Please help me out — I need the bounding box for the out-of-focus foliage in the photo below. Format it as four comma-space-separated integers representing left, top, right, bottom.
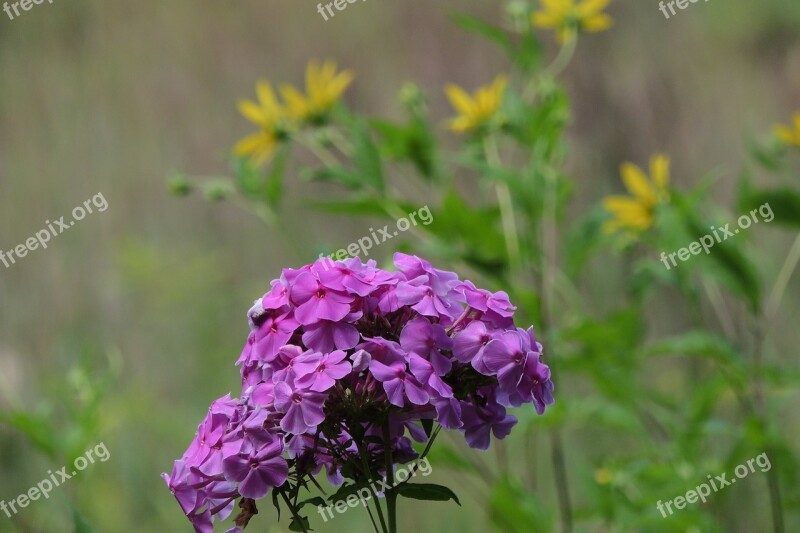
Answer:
2, 0, 799, 531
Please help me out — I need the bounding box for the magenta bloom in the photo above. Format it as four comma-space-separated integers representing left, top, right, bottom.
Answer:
165, 254, 554, 532
273, 382, 327, 434
294, 350, 353, 392
222, 438, 289, 499
290, 272, 354, 325
369, 359, 430, 407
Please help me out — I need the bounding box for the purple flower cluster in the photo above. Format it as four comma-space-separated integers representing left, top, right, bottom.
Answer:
164, 254, 554, 532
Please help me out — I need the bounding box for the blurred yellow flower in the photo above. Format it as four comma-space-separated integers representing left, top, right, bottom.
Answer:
595, 468, 613, 485
444, 76, 508, 134
774, 113, 800, 147
603, 155, 670, 234
234, 81, 287, 165
532, 0, 612, 43
280, 60, 354, 122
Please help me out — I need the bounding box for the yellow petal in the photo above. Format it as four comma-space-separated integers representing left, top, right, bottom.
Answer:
256, 81, 282, 117
793, 113, 800, 132
237, 99, 268, 125
234, 132, 269, 156
775, 125, 796, 145
577, 0, 610, 17
582, 13, 612, 32
444, 84, 476, 117
649, 154, 670, 193
532, 12, 561, 28
280, 84, 309, 118
543, 0, 572, 11
620, 163, 657, 205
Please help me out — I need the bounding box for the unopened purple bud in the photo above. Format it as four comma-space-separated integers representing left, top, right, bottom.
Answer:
351, 349, 371, 373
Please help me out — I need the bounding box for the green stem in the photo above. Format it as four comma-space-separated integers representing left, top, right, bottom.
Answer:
356, 439, 389, 533
382, 420, 397, 533
484, 136, 523, 283
279, 488, 309, 533
541, 163, 573, 533
523, 34, 578, 102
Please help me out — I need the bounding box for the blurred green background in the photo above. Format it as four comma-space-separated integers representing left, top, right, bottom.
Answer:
1, 0, 799, 531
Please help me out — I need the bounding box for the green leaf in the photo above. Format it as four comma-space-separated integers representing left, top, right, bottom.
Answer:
289, 515, 311, 532
0, 410, 58, 459
264, 145, 289, 207
373, 115, 440, 180
682, 210, 762, 312
489, 476, 551, 533
352, 119, 385, 194
303, 166, 362, 190
299, 497, 326, 509
420, 419, 434, 439
271, 490, 282, 521
396, 483, 461, 505
424, 444, 478, 474
71, 506, 96, 533
740, 188, 800, 229
327, 481, 373, 503
451, 13, 513, 57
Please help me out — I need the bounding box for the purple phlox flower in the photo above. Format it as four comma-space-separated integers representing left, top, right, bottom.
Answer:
184, 395, 238, 466
294, 350, 353, 392
369, 359, 429, 407
302, 319, 361, 353
247, 380, 275, 408
393, 253, 460, 294
251, 310, 300, 364
273, 381, 327, 434
389, 416, 429, 443
395, 276, 460, 321
408, 352, 453, 398
481, 330, 531, 389
271, 345, 304, 384
459, 398, 517, 450
400, 318, 454, 375
357, 337, 405, 365
431, 395, 463, 429
261, 280, 290, 310
350, 349, 372, 373
317, 262, 377, 296
290, 272, 356, 325
453, 320, 494, 368
237, 407, 276, 447
163, 460, 203, 515
237, 332, 256, 367
500, 349, 553, 412
241, 360, 274, 389
188, 508, 214, 533
458, 280, 516, 317
222, 437, 289, 499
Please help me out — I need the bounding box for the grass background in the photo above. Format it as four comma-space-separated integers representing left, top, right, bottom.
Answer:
0, 0, 799, 531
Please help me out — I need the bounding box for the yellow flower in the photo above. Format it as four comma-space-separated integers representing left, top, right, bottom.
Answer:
774, 113, 800, 147
594, 468, 613, 485
280, 60, 354, 122
603, 155, 670, 234
532, 0, 612, 43
444, 76, 508, 134
234, 81, 288, 165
